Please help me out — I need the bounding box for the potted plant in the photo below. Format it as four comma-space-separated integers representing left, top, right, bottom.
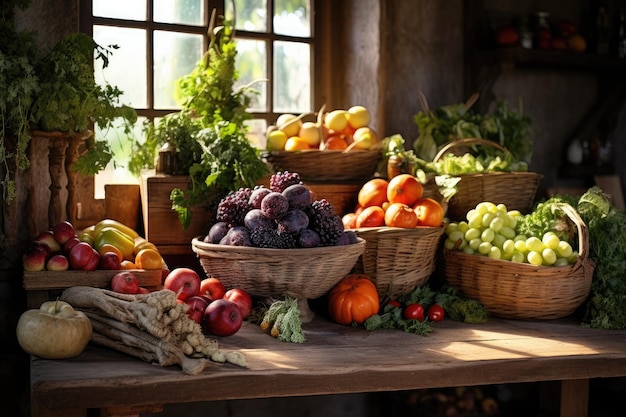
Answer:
129, 11, 268, 230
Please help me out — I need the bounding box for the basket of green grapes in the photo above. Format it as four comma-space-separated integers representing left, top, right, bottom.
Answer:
437, 201, 593, 320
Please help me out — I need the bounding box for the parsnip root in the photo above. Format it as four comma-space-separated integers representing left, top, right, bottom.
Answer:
60, 286, 246, 373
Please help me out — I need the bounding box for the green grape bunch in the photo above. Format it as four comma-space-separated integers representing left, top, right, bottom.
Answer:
444, 202, 577, 266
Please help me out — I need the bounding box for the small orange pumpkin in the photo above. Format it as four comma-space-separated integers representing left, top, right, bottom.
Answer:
327, 274, 380, 325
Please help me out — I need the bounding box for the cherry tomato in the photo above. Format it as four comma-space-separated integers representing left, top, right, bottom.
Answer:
427, 304, 445, 322
403, 303, 425, 321
386, 299, 401, 308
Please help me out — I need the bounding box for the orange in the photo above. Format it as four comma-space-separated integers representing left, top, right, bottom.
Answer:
120, 260, 137, 270
97, 243, 123, 263
413, 198, 444, 227
384, 202, 418, 228
357, 178, 389, 208
284, 136, 311, 151
356, 206, 385, 228
323, 135, 348, 150
135, 248, 164, 270
387, 174, 423, 206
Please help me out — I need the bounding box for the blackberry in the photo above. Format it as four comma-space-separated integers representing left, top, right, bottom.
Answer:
307, 199, 343, 246
269, 171, 302, 193
250, 227, 297, 249
216, 188, 253, 227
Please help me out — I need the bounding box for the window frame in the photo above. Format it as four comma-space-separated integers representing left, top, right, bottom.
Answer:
73, 0, 327, 230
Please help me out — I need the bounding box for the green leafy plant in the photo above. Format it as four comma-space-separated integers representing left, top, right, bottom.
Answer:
129, 11, 268, 229
1, 1, 136, 202
32, 32, 137, 175
0, 0, 38, 202
413, 98, 534, 165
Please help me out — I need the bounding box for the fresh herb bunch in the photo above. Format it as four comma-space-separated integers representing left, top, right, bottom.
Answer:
170, 122, 269, 229
413, 99, 534, 165
130, 11, 267, 229
0, 0, 38, 201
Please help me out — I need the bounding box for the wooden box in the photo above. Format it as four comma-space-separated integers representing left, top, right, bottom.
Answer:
140, 172, 213, 255
23, 269, 163, 309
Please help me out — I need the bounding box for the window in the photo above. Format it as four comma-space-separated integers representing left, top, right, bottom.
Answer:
80, 0, 316, 198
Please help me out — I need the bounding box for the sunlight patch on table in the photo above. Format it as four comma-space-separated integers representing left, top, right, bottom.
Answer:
435, 329, 600, 360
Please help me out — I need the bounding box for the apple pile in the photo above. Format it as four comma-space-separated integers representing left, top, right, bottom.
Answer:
162, 267, 252, 337
266, 105, 378, 152
23, 219, 164, 273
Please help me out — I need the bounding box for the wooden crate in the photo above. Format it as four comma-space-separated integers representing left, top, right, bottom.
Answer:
140, 172, 213, 255
23, 269, 163, 309
306, 182, 360, 216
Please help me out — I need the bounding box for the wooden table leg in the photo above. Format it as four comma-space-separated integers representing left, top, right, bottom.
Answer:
540, 379, 589, 417
560, 379, 589, 417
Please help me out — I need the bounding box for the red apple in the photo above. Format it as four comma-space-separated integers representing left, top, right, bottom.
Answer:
223, 288, 253, 318
69, 242, 94, 270
52, 220, 75, 245
202, 299, 243, 337
199, 277, 226, 301
23, 245, 49, 272
82, 248, 100, 271
136, 287, 151, 294
46, 254, 69, 271
63, 237, 80, 254
163, 267, 201, 301
184, 295, 211, 324
111, 271, 139, 294
35, 230, 61, 253
100, 251, 122, 270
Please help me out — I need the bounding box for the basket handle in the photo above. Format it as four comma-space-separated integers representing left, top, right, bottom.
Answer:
433, 138, 510, 162
558, 203, 589, 264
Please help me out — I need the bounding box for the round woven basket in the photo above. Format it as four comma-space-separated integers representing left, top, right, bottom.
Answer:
433, 138, 543, 220
263, 149, 382, 182
352, 226, 445, 299
438, 203, 594, 320
191, 237, 366, 300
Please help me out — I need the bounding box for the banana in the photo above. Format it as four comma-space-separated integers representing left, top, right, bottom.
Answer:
94, 219, 139, 240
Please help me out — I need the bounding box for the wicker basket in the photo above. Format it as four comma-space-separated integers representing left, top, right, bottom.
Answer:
352, 226, 445, 299
263, 149, 382, 182
191, 237, 366, 300
438, 203, 594, 320
433, 138, 543, 220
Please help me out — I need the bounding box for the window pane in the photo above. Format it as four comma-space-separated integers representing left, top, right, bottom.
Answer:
93, 0, 146, 20
154, 0, 204, 26
274, 0, 310, 37
273, 41, 310, 113
93, 26, 147, 108
226, 0, 267, 32
154, 31, 204, 109
93, 117, 146, 199
235, 38, 267, 112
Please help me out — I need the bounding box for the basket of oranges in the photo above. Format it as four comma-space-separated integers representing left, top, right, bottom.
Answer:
343, 174, 446, 300
262, 107, 382, 183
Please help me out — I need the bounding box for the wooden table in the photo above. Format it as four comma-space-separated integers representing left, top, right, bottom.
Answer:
29, 316, 626, 417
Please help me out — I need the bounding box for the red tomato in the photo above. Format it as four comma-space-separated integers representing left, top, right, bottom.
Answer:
427, 304, 445, 322
386, 300, 401, 308
403, 303, 425, 321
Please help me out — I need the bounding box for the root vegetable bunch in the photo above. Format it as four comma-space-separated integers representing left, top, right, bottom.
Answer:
60, 286, 246, 374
